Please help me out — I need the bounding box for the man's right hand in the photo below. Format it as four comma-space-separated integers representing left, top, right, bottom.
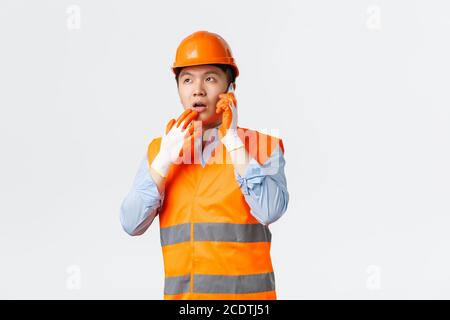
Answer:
150, 109, 199, 178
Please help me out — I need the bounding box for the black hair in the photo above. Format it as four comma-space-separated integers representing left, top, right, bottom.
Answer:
174, 64, 236, 87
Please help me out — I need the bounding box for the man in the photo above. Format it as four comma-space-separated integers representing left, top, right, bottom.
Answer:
120, 30, 289, 299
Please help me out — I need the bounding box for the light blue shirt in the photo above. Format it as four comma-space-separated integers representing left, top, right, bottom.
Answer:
120, 129, 289, 236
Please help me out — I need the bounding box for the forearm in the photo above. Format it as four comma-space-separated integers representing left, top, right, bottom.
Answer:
233, 146, 289, 225
120, 191, 160, 236
120, 155, 163, 236
240, 175, 289, 225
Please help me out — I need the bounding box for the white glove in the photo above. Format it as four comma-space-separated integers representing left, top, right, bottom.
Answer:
151, 109, 198, 177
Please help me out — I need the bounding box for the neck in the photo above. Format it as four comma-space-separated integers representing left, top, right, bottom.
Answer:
202, 120, 221, 131
201, 121, 220, 150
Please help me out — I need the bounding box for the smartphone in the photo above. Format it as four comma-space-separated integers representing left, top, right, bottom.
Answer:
227, 82, 235, 93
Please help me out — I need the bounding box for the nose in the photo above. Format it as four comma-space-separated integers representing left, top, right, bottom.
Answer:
193, 81, 206, 97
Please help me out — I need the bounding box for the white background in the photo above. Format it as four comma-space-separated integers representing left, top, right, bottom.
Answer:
1, 0, 450, 299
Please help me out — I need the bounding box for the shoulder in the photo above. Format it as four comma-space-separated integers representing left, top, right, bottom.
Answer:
237, 127, 285, 165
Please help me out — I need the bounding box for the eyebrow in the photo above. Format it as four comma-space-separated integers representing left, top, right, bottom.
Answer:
179, 70, 221, 78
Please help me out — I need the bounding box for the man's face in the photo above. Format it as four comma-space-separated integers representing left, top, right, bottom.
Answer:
177, 65, 229, 129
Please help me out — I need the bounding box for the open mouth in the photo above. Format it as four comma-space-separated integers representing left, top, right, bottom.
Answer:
192, 102, 207, 113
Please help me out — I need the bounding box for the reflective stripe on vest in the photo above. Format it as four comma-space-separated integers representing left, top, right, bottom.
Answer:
164, 274, 191, 295
194, 222, 271, 243
160, 222, 271, 246
160, 223, 190, 246
165, 272, 275, 295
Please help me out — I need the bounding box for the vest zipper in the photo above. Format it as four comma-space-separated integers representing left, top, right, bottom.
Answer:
189, 163, 207, 295
189, 221, 194, 293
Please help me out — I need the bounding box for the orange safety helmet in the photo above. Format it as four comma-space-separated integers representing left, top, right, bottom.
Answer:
172, 30, 239, 78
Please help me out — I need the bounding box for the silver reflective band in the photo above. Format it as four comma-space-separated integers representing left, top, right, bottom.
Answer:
194, 223, 272, 242
164, 274, 191, 295
160, 223, 190, 246
194, 272, 275, 294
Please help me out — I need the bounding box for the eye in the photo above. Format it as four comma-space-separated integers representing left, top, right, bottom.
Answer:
206, 76, 215, 82
183, 78, 191, 84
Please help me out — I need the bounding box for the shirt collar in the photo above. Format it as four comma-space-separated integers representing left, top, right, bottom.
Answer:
202, 124, 221, 144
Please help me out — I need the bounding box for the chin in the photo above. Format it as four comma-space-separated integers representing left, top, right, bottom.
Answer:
198, 111, 212, 121
197, 110, 220, 127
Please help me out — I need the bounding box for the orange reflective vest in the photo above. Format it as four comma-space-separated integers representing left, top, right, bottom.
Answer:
147, 127, 284, 300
